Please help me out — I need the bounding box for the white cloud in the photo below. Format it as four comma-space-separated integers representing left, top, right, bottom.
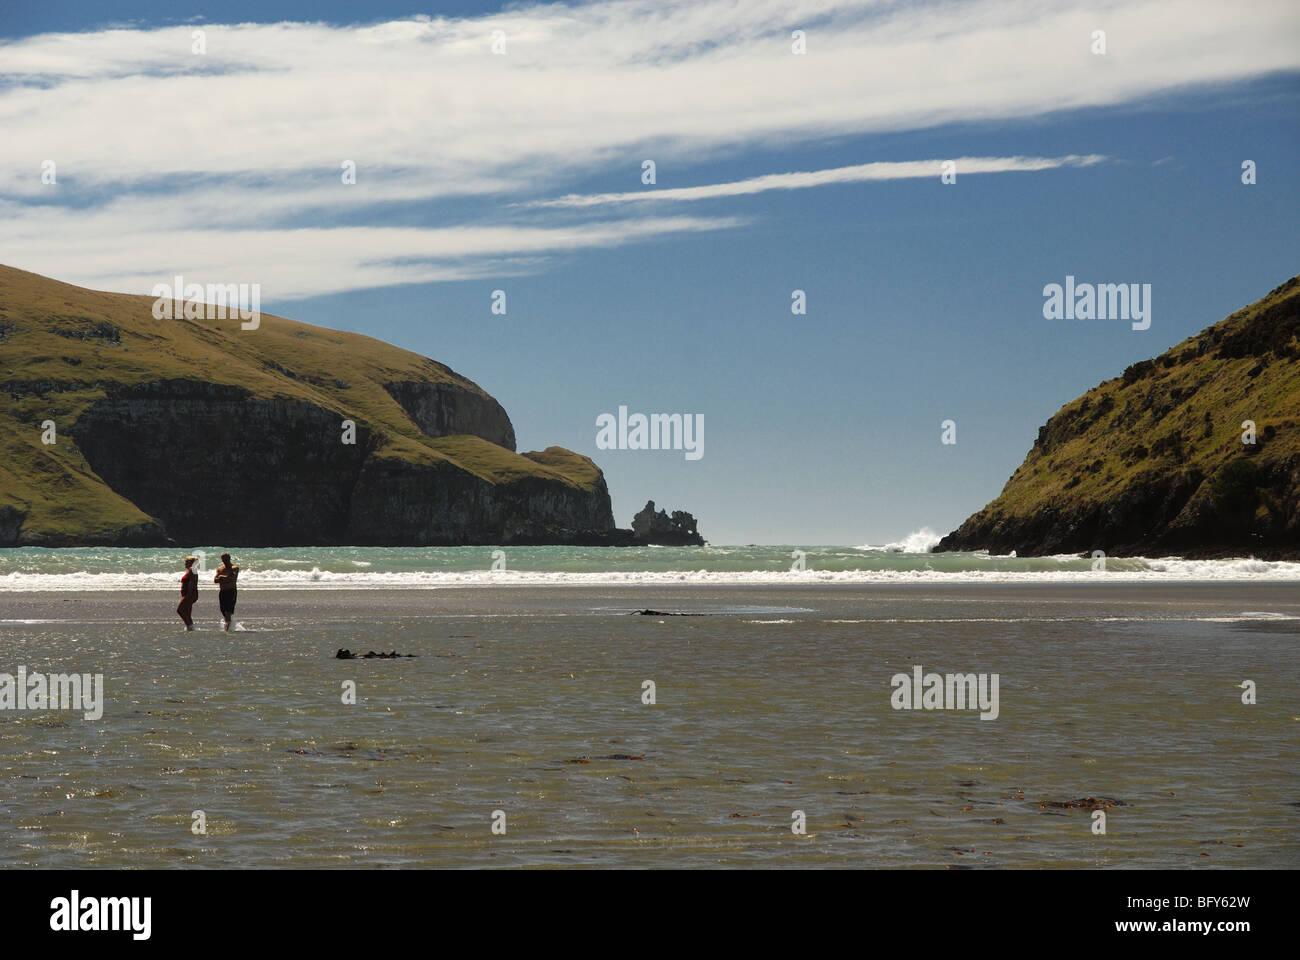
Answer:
0, 0, 1294, 298
0, 202, 745, 299
528, 155, 1108, 207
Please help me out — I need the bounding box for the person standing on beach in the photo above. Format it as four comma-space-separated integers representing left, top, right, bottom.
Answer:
177, 556, 198, 630
214, 552, 240, 631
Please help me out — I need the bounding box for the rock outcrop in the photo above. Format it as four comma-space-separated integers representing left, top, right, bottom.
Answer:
936, 275, 1300, 558
630, 500, 705, 546
0, 504, 26, 544
0, 264, 616, 546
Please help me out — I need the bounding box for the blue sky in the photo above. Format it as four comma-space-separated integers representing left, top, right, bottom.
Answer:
2, 1, 1298, 544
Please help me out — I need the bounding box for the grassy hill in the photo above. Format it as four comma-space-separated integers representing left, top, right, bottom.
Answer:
936, 274, 1300, 558
0, 264, 612, 546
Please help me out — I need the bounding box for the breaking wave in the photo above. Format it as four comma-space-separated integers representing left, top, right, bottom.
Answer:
863, 527, 943, 554
4, 559, 1300, 591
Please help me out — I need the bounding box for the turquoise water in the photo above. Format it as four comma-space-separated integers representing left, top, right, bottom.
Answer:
1, 545, 1297, 590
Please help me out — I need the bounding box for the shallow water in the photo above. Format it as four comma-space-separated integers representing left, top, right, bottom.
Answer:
0, 583, 1296, 868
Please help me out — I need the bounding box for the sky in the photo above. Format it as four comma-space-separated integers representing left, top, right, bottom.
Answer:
1, 0, 1298, 544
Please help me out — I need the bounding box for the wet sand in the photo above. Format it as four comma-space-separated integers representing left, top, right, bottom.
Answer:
1, 582, 1296, 868
8, 579, 1300, 619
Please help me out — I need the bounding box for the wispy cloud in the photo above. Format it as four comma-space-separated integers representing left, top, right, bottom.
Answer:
527, 155, 1108, 208
0, 0, 1294, 299
0, 202, 745, 300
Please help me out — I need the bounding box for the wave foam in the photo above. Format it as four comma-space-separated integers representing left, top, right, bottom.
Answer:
4, 558, 1300, 591
860, 527, 942, 554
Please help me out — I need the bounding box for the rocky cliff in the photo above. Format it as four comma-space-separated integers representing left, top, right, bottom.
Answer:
0, 264, 615, 546
935, 275, 1300, 558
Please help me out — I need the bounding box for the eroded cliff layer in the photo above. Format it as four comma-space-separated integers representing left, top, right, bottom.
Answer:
936, 275, 1300, 558
0, 264, 614, 546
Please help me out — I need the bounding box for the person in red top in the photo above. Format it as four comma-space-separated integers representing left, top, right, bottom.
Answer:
177, 555, 199, 630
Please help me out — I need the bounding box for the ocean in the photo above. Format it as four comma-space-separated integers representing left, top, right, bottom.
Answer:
1, 544, 1297, 868
2, 542, 1299, 590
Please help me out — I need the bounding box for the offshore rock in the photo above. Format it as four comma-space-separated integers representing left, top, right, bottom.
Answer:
630, 500, 705, 546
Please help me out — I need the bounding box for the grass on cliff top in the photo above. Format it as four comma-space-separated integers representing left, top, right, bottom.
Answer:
967, 274, 1300, 524
425, 437, 605, 488
0, 264, 600, 539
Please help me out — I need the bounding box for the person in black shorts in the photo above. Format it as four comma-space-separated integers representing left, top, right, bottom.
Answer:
214, 552, 240, 631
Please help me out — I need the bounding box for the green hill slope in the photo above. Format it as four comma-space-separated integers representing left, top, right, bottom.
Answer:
0, 264, 613, 546
936, 275, 1300, 558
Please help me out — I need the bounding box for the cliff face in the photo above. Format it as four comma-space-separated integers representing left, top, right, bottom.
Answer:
383, 380, 515, 451
346, 449, 614, 545
936, 275, 1300, 558
70, 380, 374, 544
0, 264, 615, 546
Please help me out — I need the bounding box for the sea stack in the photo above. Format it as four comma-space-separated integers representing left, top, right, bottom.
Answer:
630, 500, 705, 546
